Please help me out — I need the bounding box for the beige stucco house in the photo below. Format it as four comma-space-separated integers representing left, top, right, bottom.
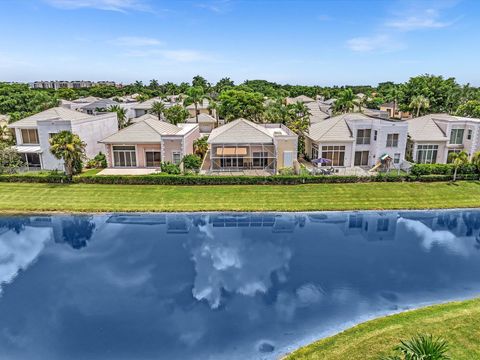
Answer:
185, 113, 217, 133
380, 102, 411, 119
100, 117, 200, 168
406, 114, 480, 164
205, 118, 298, 174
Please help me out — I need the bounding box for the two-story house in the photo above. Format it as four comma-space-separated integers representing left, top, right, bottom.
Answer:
305, 113, 409, 169
406, 114, 480, 164
8, 107, 118, 170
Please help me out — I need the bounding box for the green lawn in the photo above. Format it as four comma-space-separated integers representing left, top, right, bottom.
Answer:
0, 181, 480, 212
285, 298, 480, 360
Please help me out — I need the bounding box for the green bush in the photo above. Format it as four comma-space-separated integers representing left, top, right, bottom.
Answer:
0, 171, 68, 183
86, 152, 107, 169
182, 154, 202, 171
160, 162, 181, 175
410, 163, 478, 176
278, 167, 295, 175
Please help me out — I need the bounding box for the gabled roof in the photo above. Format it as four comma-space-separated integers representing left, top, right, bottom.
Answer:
81, 99, 118, 110
131, 113, 161, 123
208, 118, 274, 144
72, 96, 101, 103
286, 95, 315, 104
186, 113, 216, 123
8, 107, 93, 127
307, 114, 355, 142
406, 114, 449, 142
132, 97, 164, 110
306, 102, 330, 123
185, 98, 210, 110
100, 118, 182, 144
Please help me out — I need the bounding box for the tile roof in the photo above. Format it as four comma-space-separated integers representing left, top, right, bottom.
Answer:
208, 118, 275, 144
9, 107, 93, 127
186, 113, 216, 123
100, 118, 182, 144
80, 99, 118, 110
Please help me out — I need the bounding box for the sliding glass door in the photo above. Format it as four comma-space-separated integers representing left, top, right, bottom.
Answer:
113, 146, 137, 167
145, 151, 161, 167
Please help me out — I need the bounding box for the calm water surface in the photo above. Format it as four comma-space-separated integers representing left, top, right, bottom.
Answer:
1, 210, 480, 359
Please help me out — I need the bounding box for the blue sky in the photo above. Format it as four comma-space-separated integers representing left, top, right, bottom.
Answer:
0, 0, 479, 86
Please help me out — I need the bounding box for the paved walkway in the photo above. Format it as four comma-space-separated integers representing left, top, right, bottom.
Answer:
98, 168, 160, 175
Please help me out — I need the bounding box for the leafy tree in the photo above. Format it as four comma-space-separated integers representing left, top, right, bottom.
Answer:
182, 154, 202, 171
86, 152, 107, 169
448, 150, 469, 181
380, 333, 450, 360
471, 151, 480, 172
402, 74, 461, 114
193, 136, 209, 158
264, 99, 293, 125
57, 88, 78, 101
164, 104, 189, 125
88, 85, 119, 98
184, 86, 210, 123
150, 101, 166, 120
286, 103, 311, 155
409, 95, 430, 117
207, 99, 220, 125
218, 89, 265, 122
148, 79, 160, 90
61, 216, 96, 249
0, 144, 24, 174
456, 100, 480, 118
49, 131, 86, 179
0, 124, 13, 145
108, 105, 129, 129
214, 77, 235, 93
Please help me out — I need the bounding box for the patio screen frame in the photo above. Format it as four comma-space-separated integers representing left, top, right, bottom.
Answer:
210, 143, 276, 172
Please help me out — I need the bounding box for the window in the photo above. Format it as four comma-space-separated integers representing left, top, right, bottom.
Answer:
311, 143, 319, 160
394, 153, 401, 164
356, 129, 371, 145
220, 157, 244, 168
386, 133, 399, 147
374, 130, 378, 141
467, 129, 472, 140
321, 145, 345, 166
377, 218, 389, 232
20, 153, 41, 168
145, 151, 161, 167
253, 151, 269, 168
349, 214, 363, 229
354, 151, 369, 166
172, 152, 182, 165
21, 129, 39, 144
416, 144, 438, 164
112, 145, 137, 167
450, 129, 464, 144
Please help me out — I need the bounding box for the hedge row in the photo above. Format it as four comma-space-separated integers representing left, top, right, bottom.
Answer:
0, 172, 478, 185
410, 163, 478, 176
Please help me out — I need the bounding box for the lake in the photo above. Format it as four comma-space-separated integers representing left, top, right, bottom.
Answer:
1, 210, 480, 359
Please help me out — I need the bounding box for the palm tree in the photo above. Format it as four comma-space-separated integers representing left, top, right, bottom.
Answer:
184, 86, 210, 123
380, 334, 450, 360
471, 151, 480, 171
448, 150, 469, 182
409, 95, 430, 117
151, 101, 166, 120
193, 136, 209, 159
208, 99, 220, 127
334, 88, 356, 114
49, 131, 86, 179
108, 105, 128, 129
387, 86, 403, 117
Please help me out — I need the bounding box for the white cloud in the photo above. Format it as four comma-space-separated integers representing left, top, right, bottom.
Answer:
386, 8, 454, 31
346, 34, 404, 53
113, 36, 163, 47
45, 0, 150, 13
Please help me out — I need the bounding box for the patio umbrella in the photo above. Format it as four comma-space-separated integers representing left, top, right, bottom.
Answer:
312, 158, 332, 165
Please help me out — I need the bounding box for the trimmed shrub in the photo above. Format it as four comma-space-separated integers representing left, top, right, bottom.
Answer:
278, 167, 295, 176
160, 162, 181, 175
182, 154, 202, 171
0, 171, 68, 183
410, 163, 478, 176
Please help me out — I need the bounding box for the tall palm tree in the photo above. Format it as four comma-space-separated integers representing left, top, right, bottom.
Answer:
184, 86, 210, 123
387, 86, 403, 117
208, 99, 220, 126
448, 150, 469, 182
49, 131, 86, 179
335, 88, 356, 114
108, 105, 128, 129
151, 101, 166, 120
409, 95, 430, 117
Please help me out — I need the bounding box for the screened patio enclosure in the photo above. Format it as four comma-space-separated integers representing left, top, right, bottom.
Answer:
210, 144, 276, 172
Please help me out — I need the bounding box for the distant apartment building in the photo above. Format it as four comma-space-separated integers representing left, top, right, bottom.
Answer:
305, 113, 408, 169
406, 114, 480, 164
31, 80, 116, 90
379, 102, 411, 120
8, 107, 118, 171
